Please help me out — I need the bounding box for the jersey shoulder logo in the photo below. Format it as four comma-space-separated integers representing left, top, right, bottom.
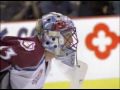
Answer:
19, 40, 36, 51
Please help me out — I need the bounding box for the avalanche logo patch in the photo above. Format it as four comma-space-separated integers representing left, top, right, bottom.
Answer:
19, 40, 35, 51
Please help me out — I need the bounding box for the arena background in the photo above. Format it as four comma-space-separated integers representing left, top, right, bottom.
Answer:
0, 1, 120, 89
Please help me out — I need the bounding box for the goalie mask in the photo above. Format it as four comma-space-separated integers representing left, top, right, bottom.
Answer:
36, 12, 78, 57
35, 13, 87, 89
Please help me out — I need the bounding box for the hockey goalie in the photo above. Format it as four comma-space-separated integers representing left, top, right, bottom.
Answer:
0, 12, 88, 89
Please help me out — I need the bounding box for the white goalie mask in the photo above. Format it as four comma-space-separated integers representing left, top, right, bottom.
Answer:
36, 12, 78, 57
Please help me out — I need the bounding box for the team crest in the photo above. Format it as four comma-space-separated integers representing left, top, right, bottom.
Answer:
19, 40, 35, 51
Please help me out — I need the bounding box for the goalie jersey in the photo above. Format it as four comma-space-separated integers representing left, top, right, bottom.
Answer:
0, 36, 50, 89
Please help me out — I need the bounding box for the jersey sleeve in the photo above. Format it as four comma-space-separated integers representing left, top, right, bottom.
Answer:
0, 36, 45, 71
